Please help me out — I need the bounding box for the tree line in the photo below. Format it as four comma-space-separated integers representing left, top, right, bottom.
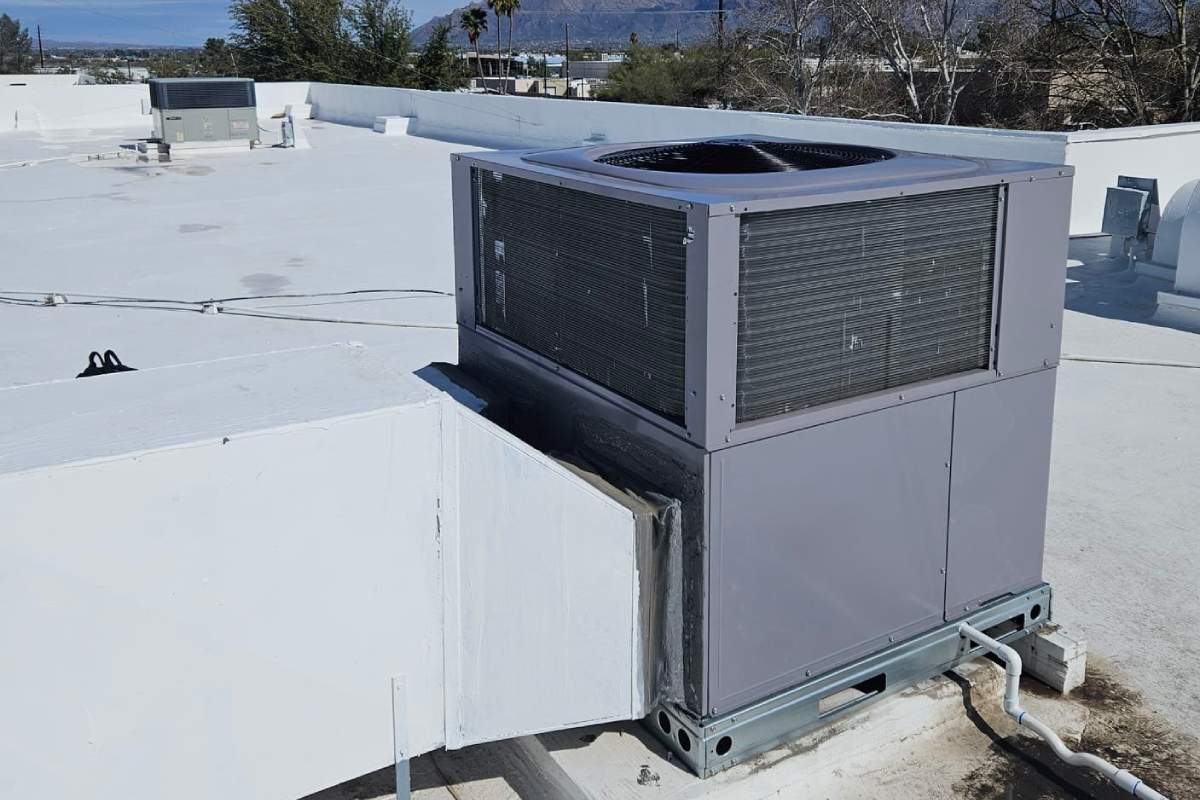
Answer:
144, 0, 466, 91
11, 0, 1197, 129
601, 0, 1200, 130
228, 0, 465, 89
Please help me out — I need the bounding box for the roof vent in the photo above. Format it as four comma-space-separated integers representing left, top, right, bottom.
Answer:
594, 139, 894, 174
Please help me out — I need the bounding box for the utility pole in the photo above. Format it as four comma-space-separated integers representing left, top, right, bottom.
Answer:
37, 25, 45, 69
717, 0, 725, 50
564, 23, 570, 98
716, 0, 726, 107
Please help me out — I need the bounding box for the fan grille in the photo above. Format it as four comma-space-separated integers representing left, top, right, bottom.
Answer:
596, 140, 894, 174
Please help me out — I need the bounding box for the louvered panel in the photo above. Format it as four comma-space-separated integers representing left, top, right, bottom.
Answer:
472, 168, 689, 421
150, 80, 256, 110
737, 187, 1000, 422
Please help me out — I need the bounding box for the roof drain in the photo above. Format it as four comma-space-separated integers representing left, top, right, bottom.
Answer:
958, 623, 1169, 800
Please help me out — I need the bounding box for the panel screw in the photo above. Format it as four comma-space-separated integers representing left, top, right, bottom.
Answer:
944, 461, 950, 468
805, 670, 811, 677
719, 394, 726, 401
888, 636, 895, 643
939, 568, 946, 574
1050, 322, 1056, 328
898, 393, 905, 400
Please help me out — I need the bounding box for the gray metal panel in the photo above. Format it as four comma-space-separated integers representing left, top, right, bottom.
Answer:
1101, 187, 1148, 238
701, 213, 740, 446
451, 156, 477, 326
182, 109, 228, 142
708, 395, 952, 714
683, 207, 712, 443
996, 177, 1072, 376
227, 108, 256, 140
946, 369, 1056, 615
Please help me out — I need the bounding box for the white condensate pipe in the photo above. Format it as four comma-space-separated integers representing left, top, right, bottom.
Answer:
958, 623, 1169, 800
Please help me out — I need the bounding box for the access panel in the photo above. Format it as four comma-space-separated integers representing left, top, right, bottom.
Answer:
946, 369, 1057, 615
708, 395, 953, 715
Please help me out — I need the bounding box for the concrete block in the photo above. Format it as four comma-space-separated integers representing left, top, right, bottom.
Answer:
1012, 625, 1088, 694
374, 115, 411, 136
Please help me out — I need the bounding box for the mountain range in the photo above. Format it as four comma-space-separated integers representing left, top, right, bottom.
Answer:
43, 39, 194, 51
413, 0, 720, 49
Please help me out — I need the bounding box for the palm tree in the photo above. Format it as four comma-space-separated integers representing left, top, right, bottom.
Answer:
504, 0, 521, 85
460, 7, 488, 84
486, 0, 506, 92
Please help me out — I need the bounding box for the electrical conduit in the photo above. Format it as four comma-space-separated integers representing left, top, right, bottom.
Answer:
957, 623, 1169, 800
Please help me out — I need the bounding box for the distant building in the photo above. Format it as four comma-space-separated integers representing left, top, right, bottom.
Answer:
468, 75, 601, 98
565, 60, 619, 81
459, 53, 523, 79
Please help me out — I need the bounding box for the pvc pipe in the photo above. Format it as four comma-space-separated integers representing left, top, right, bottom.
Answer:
958, 623, 1169, 800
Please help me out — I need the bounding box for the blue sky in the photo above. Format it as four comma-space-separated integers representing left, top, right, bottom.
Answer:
3, 1, 456, 46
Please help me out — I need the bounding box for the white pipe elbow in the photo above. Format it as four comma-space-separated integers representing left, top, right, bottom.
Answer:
957, 621, 1170, 800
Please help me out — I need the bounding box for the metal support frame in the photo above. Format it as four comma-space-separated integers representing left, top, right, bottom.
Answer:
648, 584, 1052, 777
392, 676, 411, 800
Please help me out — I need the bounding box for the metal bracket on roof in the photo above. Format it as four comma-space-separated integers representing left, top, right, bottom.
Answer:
648, 584, 1052, 778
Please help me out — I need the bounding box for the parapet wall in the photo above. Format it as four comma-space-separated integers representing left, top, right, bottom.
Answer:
305, 83, 1200, 234
4, 77, 1198, 234
0, 81, 311, 134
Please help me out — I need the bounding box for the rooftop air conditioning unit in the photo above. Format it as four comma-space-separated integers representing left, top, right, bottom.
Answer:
148, 77, 258, 145
449, 136, 1073, 776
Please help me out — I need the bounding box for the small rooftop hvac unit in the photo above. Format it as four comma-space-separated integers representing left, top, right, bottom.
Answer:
148, 77, 258, 145
450, 136, 1073, 775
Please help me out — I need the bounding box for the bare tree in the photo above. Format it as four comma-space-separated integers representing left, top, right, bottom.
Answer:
1032, 0, 1200, 125
965, 0, 1059, 128
1153, 0, 1200, 120
1034, 0, 1156, 125
725, 0, 848, 114
844, 0, 977, 123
